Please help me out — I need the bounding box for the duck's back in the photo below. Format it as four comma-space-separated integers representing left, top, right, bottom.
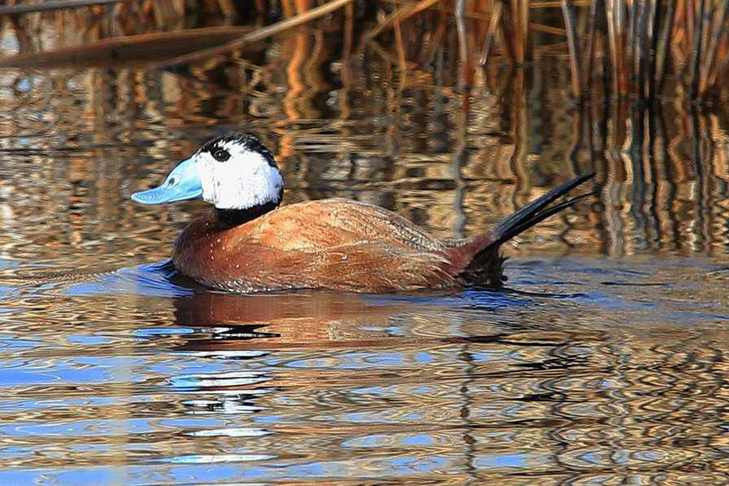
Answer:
173, 199, 460, 293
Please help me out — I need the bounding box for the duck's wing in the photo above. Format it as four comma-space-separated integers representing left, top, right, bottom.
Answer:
240, 198, 448, 253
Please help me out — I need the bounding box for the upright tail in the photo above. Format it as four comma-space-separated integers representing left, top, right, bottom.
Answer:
455, 173, 595, 287
489, 173, 595, 248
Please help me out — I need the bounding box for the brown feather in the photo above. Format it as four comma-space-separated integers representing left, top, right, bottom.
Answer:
173, 174, 594, 293
173, 199, 456, 293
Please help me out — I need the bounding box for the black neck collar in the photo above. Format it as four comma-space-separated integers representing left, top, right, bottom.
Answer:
215, 200, 280, 227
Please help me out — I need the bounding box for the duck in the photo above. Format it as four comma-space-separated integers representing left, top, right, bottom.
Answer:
132, 133, 594, 293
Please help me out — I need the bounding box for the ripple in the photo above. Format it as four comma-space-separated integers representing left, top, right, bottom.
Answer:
0, 36, 727, 484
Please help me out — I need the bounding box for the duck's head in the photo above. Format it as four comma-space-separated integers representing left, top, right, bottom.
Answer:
132, 133, 284, 211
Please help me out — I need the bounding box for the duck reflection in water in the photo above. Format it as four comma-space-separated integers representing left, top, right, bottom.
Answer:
172, 290, 423, 352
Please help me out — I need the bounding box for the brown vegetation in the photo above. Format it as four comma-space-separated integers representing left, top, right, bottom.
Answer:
1, 1, 729, 100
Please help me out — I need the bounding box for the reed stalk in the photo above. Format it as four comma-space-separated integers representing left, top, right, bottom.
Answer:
157, 0, 354, 67
479, 0, 503, 65
561, 0, 583, 98
456, 0, 469, 87
582, 0, 603, 94
4, 0, 729, 101
700, 1, 727, 95
689, 0, 706, 100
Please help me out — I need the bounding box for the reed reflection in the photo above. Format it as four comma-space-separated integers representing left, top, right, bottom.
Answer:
161, 288, 729, 483
2, 60, 728, 263
0, 4, 728, 484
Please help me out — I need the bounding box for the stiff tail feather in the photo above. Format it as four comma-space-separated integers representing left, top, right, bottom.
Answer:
489, 172, 595, 248
457, 173, 595, 287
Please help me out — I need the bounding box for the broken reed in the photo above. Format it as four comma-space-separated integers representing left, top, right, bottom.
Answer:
2, 0, 728, 100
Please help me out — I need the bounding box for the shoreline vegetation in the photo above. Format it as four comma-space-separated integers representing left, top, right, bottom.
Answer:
0, 0, 727, 102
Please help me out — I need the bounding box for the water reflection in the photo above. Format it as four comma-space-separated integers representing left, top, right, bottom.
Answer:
0, 60, 727, 265
0, 8, 728, 485
0, 258, 727, 484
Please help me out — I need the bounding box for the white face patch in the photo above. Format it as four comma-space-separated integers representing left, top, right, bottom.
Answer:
194, 139, 284, 210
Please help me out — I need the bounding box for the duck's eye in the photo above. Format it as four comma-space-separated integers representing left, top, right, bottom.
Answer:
211, 148, 230, 162
167, 177, 176, 185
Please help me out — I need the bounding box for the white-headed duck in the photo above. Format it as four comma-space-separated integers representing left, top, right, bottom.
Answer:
132, 133, 593, 293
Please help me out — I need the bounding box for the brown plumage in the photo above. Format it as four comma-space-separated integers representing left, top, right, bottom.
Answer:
131, 132, 593, 294
173, 176, 594, 293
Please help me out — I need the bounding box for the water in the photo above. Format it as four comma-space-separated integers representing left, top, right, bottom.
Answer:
0, 259, 727, 484
0, 20, 729, 485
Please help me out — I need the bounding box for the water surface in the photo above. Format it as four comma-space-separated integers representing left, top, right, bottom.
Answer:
0, 17, 728, 485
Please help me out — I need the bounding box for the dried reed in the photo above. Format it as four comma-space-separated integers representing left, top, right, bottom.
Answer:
1, 0, 728, 100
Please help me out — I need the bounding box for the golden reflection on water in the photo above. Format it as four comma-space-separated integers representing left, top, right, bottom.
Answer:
0, 10, 728, 485
0, 276, 727, 483
1, 57, 728, 264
